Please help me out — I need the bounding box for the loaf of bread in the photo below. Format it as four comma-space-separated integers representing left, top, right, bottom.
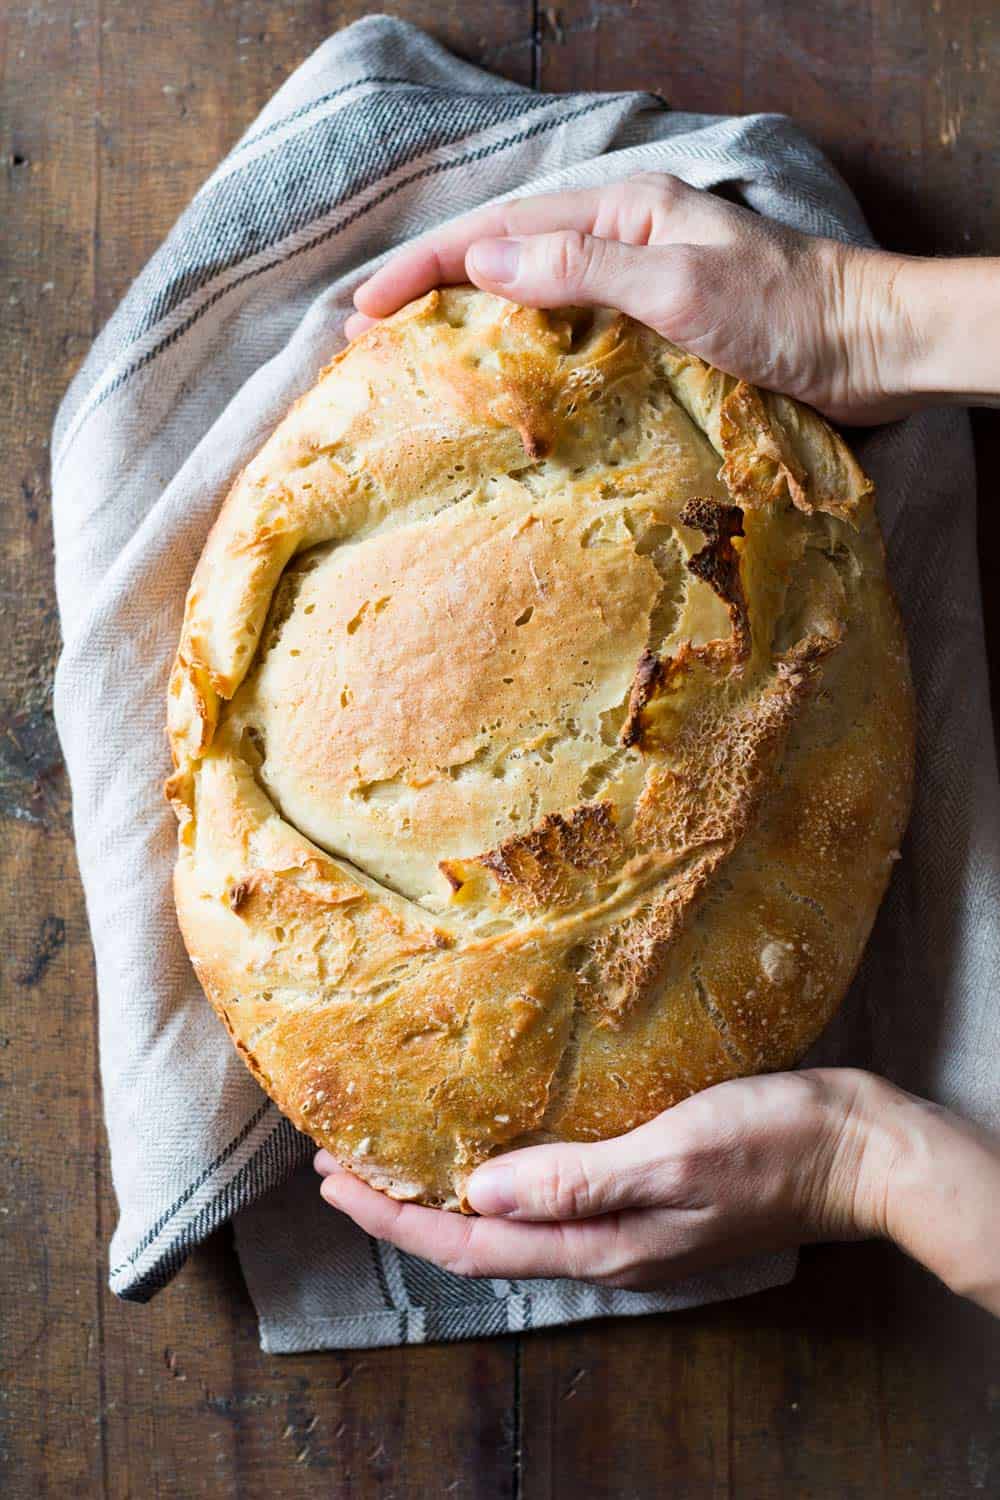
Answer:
166, 288, 914, 1208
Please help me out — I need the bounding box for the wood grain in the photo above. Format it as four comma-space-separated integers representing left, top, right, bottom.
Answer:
1, 1, 102, 1494
96, 1231, 516, 1498
2, 2, 999, 1497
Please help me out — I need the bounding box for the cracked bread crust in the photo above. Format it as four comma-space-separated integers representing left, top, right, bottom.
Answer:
166, 287, 914, 1208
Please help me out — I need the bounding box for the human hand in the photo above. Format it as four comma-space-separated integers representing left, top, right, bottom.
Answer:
313, 1070, 879, 1289
315, 1067, 1000, 1313
345, 173, 932, 424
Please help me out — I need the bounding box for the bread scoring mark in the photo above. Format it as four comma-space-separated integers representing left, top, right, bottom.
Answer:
577, 746, 631, 802
570, 852, 722, 1031
634, 522, 686, 656
536, 989, 586, 1133
440, 801, 623, 912
620, 497, 750, 750
691, 971, 746, 1066
631, 631, 840, 860
679, 497, 750, 659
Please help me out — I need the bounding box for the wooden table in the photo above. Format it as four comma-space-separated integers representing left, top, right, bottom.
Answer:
3, 3, 999, 1495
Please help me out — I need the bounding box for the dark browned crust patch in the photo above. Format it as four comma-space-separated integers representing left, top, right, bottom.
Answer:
619, 648, 663, 750
632, 629, 841, 859
620, 497, 750, 749
471, 801, 623, 910
573, 854, 720, 1030
678, 497, 750, 660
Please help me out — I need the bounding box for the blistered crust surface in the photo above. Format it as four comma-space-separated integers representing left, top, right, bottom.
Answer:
167, 289, 914, 1207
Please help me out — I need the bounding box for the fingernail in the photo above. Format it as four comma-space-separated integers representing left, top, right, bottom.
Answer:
467, 237, 521, 285
466, 1163, 518, 1216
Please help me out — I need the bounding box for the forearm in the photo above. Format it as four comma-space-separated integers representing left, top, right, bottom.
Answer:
849, 1077, 1000, 1314
880, 253, 1000, 410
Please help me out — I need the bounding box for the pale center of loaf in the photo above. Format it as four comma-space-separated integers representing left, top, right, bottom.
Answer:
230, 461, 735, 912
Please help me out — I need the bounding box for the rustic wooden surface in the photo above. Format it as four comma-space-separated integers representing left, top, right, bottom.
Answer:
2, 2, 999, 1495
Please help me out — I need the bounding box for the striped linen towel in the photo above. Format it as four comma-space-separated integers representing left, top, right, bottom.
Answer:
52, 15, 999, 1351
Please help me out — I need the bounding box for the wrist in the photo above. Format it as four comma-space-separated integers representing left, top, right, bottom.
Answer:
785, 1069, 903, 1240
878, 1095, 1000, 1312
797, 1069, 905, 1239
812, 244, 930, 421
884, 254, 1000, 409
832, 1073, 915, 1239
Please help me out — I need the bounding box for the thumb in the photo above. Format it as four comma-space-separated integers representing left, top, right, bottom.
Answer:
465, 1124, 669, 1221
464, 229, 699, 331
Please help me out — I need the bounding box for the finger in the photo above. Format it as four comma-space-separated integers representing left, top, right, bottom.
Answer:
353, 174, 727, 318
353, 186, 609, 317
343, 310, 378, 340
464, 230, 701, 335
314, 1148, 339, 1176
466, 1122, 671, 1221
319, 1163, 627, 1280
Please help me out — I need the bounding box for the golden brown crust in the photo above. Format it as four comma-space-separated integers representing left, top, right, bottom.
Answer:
166, 288, 914, 1207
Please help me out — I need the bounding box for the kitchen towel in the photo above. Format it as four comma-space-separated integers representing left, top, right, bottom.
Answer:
52, 15, 999, 1352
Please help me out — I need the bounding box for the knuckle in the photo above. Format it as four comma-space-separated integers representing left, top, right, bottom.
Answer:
650, 244, 710, 331
592, 1221, 644, 1286
628, 169, 686, 204
769, 1069, 839, 1134
440, 1222, 484, 1280
606, 175, 640, 211
667, 241, 704, 290
441, 1253, 477, 1279
443, 1256, 483, 1280
654, 1139, 709, 1206
440, 1260, 479, 1284
547, 228, 594, 285
537, 1153, 595, 1219
555, 1229, 596, 1282
600, 1265, 646, 1291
